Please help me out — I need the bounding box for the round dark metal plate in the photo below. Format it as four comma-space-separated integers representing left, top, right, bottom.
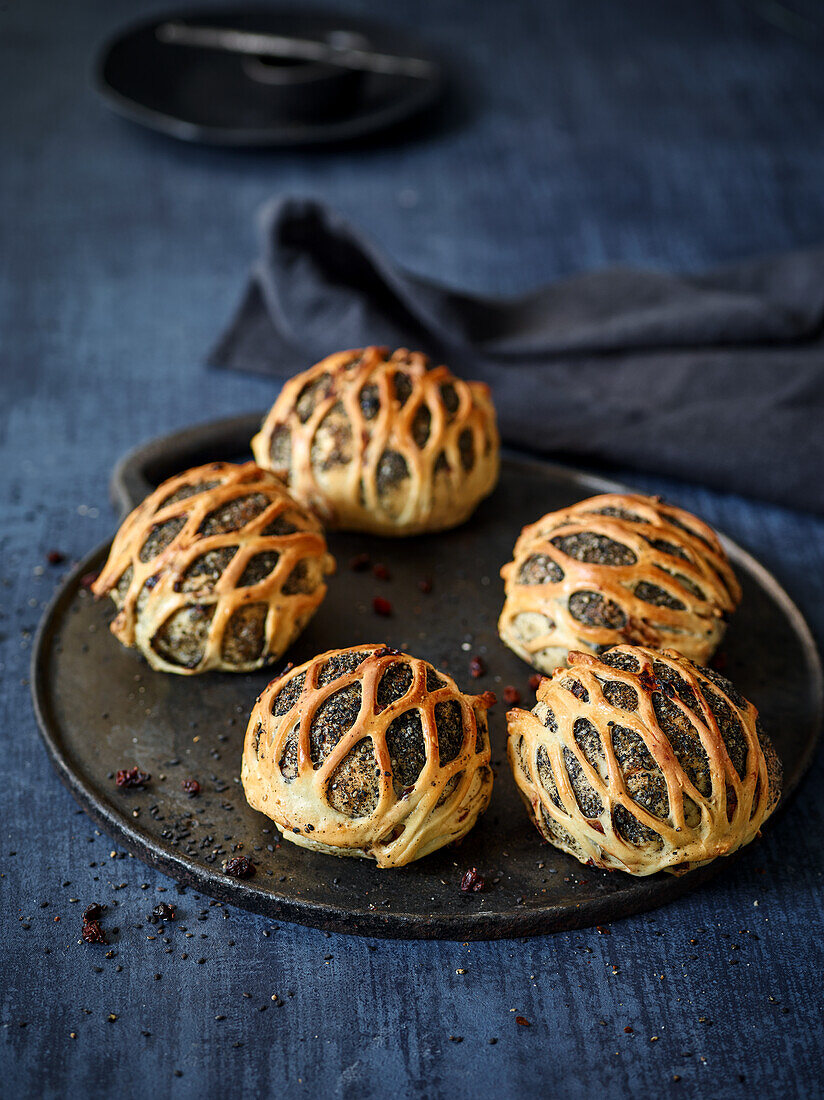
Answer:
94, 9, 443, 147
31, 415, 823, 939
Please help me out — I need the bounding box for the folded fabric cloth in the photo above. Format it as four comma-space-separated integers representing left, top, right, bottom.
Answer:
210, 197, 824, 513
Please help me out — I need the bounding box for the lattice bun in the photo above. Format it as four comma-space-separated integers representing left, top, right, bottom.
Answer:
92, 462, 335, 674
499, 493, 741, 671
241, 645, 495, 867
251, 347, 500, 536
507, 645, 781, 876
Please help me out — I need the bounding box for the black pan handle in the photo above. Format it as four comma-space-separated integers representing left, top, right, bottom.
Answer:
109, 412, 263, 516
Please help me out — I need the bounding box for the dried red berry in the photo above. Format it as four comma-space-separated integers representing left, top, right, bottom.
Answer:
503, 685, 521, 705
624, 1026, 634, 1034
417, 577, 433, 594
152, 903, 176, 922
373, 597, 392, 617
372, 563, 390, 581
223, 856, 255, 880
80, 571, 100, 590
529, 674, 543, 691
460, 868, 484, 893
181, 779, 200, 797
469, 656, 486, 679
349, 553, 371, 572
81, 920, 107, 945
115, 767, 151, 789
46, 550, 65, 565
515, 1016, 530, 1027
83, 903, 104, 922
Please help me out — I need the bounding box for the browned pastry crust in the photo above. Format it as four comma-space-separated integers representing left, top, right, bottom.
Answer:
507, 645, 781, 876
499, 493, 741, 670
241, 645, 495, 867
251, 347, 500, 536
92, 462, 335, 674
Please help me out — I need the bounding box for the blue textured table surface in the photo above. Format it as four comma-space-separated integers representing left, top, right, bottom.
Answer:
3, 1, 824, 1097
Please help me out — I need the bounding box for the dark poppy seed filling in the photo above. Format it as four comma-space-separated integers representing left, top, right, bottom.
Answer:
386, 709, 427, 795
359, 383, 380, 420
572, 717, 604, 770
268, 425, 292, 469
309, 684, 363, 766
600, 680, 639, 710
152, 604, 215, 668
612, 804, 664, 849
458, 428, 475, 471
271, 672, 306, 716
562, 678, 589, 703
221, 604, 267, 665
198, 494, 270, 537
634, 581, 686, 611
563, 747, 604, 818
393, 371, 412, 405
139, 517, 186, 562
586, 506, 647, 523
517, 553, 564, 585
536, 745, 564, 809
651, 692, 712, 796
327, 739, 380, 817
551, 531, 637, 567
311, 402, 353, 471
568, 590, 627, 629
655, 568, 705, 600
182, 547, 238, 592
651, 660, 700, 713
158, 480, 219, 509
412, 403, 432, 448
698, 683, 748, 780
295, 372, 332, 422
376, 662, 414, 709
283, 560, 314, 595
439, 382, 459, 419
261, 513, 299, 537
434, 701, 464, 765
238, 551, 279, 588
376, 450, 409, 491
644, 536, 691, 561
599, 650, 641, 673
317, 650, 371, 686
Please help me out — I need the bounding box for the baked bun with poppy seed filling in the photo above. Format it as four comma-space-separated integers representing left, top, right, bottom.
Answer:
92, 462, 335, 674
507, 645, 781, 876
241, 645, 495, 867
251, 347, 499, 536
499, 493, 741, 672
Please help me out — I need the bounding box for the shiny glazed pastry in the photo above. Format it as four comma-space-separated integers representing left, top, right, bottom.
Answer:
499, 493, 741, 671
92, 462, 335, 674
241, 645, 495, 867
251, 346, 499, 536
507, 645, 781, 876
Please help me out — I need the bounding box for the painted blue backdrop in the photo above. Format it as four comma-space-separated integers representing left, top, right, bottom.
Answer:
2, 1, 823, 1097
